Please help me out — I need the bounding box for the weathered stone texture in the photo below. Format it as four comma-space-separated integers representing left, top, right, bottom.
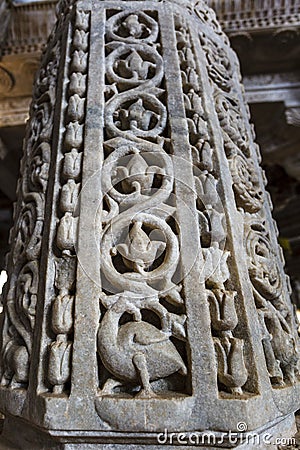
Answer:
0, 0, 299, 448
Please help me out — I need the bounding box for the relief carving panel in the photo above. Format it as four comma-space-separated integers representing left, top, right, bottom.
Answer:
97, 9, 189, 400
176, 13, 249, 397
0, 34, 61, 389
201, 26, 300, 388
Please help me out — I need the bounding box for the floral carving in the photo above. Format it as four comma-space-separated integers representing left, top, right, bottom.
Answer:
246, 220, 299, 384
48, 341, 72, 388
29, 143, 51, 193
106, 44, 163, 88
214, 337, 248, 392
200, 14, 300, 388
96, 9, 188, 399
246, 222, 282, 301
47, 9, 90, 394
106, 94, 167, 139
14, 262, 39, 334
115, 221, 166, 273
176, 14, 248, 396
102, 141, 173, 207
199, 37, 232, 92
192, 1, 228, 44
0, 35, 61, 388
106, 12, 159, 43
214, 93, 250, 158
230, 154, 263, 213
13, 194, 44, 263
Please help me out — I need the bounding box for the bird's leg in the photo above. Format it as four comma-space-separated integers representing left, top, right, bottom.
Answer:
133, 353, 156, 398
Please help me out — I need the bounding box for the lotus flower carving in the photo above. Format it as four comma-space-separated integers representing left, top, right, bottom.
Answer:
115, 221, 166, 274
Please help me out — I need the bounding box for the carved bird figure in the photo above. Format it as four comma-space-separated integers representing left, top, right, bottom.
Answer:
97, 297, 187, 397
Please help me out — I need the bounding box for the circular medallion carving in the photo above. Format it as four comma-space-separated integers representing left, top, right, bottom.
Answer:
106, 11, 159, 43
102, 142, 173, 207
230, 154, 263, 213
106, 43, 163, 88
106, 93, 167, 138
246, 223, 282, 300
101, 212, 180, 290
0, 66, 14, 95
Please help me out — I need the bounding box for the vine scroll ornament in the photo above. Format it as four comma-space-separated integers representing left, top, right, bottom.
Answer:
96, 9, 188, 399
0, 0, 298, 444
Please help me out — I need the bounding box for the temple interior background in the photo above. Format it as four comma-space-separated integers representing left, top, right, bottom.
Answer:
0, 0, 299, 307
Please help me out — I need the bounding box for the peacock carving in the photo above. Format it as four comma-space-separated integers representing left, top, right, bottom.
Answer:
97, 295, 187, 397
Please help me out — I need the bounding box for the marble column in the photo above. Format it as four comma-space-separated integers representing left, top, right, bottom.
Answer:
0, 0, 299, 448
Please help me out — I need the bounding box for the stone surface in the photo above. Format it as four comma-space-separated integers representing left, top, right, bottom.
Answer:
0, 413, 297, 449
0, 0, 299, 448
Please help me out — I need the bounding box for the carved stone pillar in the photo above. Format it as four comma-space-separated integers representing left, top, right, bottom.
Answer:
0, 0, 299, 448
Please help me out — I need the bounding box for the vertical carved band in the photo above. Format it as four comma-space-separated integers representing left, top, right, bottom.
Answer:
199, 25, 299, 387
0, 28, 61, 389
47, 10, 90, 394
96, 8, 189, 399
175, 13, 248, 396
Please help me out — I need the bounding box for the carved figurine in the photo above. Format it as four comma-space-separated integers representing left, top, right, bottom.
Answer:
98, 296, 187, 397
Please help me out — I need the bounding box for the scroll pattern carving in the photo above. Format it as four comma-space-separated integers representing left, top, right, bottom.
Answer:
246, 219, 299, 384
96, 10, 188, 399
200, 25, 300, 386
47, 10, 89, 394
191, 0, 229, 46
0, 33, 61, 388
175, 14, 248, 396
